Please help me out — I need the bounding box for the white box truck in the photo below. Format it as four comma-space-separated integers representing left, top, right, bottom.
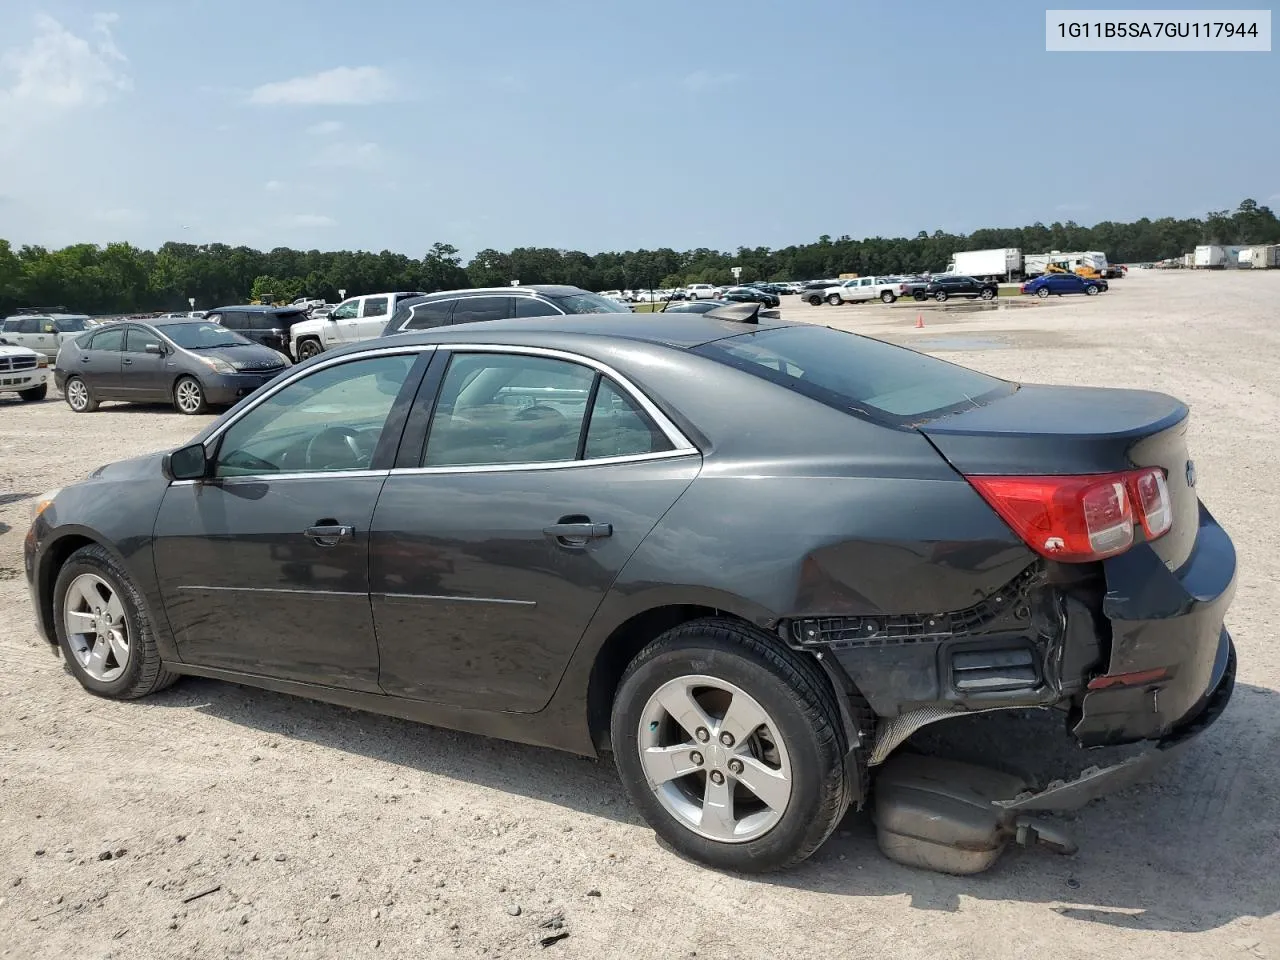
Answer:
1194, 245, 1245, 268
944, 248, 1023, 281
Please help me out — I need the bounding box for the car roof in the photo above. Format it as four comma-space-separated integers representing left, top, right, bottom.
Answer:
373, 312, 792, 351
207, 305, 305, 313
419, 285, 587, 301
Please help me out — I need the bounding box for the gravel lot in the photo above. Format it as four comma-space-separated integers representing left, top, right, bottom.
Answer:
1, 270, 1277, 960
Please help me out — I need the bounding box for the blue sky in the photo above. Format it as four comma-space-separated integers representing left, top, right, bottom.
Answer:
0, 0, 1276, 257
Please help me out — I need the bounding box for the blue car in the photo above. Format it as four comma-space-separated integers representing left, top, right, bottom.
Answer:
1021, 273, 1108, 298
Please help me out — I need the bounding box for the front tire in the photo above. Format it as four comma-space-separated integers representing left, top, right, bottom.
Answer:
826, 294, 842, 306
934, 290, 948, 302
880, 291, 896, 303
980, 288, 995, 301
173, 376, 208, 415
295, 338, 324, 361
19, 382, 48, 402
53, 544, 179, 700
1036, 286, 1051, 298
806, 295, 822, 306
1086, 285, 1100, 296
611, 618, 855, 873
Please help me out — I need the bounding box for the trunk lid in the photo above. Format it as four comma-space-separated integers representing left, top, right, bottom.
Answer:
919, 384, 1198, 570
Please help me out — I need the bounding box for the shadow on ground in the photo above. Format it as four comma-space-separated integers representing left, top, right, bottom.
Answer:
151, 673, 1280, 934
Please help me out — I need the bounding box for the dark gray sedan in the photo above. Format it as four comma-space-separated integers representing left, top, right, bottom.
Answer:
25, 313, 1236, 874
54, 318, 291, 415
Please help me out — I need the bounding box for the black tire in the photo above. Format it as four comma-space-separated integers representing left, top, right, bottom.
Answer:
933, 290, 948, 302
913, 291, 927, 302
172, 376, 208, 415
611, 617, 860, 873
52, 544, 179, 700
806, 295, 822, 306
18, 382, 48, 402
1085, 285, 1100, 296
296, 338, 324, 361
64, 375, 98, 412
880, 290, 896, 303
825, 294, 842, 306
980, 288, 995, 301
1036, 286, 1051, 299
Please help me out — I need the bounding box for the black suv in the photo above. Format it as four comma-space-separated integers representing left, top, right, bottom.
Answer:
917, 276, 999, 302
204, 305, 309, 355
380, 285, 631, 337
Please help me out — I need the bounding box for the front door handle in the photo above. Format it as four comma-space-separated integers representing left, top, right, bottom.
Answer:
304, 524, 354, 547
543, 521, 612, 543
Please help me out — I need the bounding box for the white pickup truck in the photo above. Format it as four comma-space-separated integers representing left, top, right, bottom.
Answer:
0, 342, 49, 402
820, 276, 915, 305
288, 290, 426, 360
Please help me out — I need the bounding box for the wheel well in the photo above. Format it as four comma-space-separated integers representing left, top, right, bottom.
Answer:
36, 534, 97, 645
586, 603, 741, 754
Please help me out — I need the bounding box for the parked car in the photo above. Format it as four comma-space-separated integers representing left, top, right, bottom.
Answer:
662, 299, 781, 319
23, 313, 1236, 874
799, 280, 841, 306
0, 342, 49, 402
54, 318, 291, 415
919, 275, 999, 302
822, 277, 914, 306
204, 305, 310, 356
380, 285, 632, 337
1, 312, 94, 358
721, 286, 781, 308
289, 291, 428, 361
1021, 274, 1108, 298
686, 283, 716, 300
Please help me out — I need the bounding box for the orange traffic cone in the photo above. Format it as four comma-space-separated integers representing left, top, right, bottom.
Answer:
915, 314, 924, 329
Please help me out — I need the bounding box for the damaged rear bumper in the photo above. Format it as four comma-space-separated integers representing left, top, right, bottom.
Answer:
996, 629, 1236, 811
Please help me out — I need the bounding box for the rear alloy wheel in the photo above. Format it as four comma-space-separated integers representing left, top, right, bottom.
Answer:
296, 338, 324, 361
612, 618, 857, 873
807, 295, 822, 306
826, 294, 842, 306
880, 290, 896, 303
1086, 285, 1100, 296
934, 290, 948, 302
173, 376, 208, 415
18, 383, 48, 402
980, 288, 996, 301
1036, 286, 1051, 299
53, 544, 178, 700
64, 376, 98, 412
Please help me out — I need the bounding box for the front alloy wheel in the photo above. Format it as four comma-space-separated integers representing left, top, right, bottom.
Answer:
63, 573, 130, 683
174, 376, 207, 415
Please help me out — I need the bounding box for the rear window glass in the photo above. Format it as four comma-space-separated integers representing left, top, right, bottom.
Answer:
550, 293, 632, 315
692, 325, 1013, 424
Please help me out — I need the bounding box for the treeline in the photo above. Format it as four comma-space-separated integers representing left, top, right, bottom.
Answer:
1, 200, 1277, 316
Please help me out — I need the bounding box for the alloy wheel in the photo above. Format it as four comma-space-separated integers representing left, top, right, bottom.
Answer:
175, 379, 203, 413
63, 573, 130, 682
637, 675, 792, 843
67, 379, 89, 411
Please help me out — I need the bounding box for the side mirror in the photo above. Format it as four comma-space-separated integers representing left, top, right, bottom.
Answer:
145, 343, 164, 355
163, 442, 209, 481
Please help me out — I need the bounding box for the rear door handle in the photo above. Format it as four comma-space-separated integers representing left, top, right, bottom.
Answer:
304, 524, 354, 546
123, 358, 133, 365
543, 522, 612, 542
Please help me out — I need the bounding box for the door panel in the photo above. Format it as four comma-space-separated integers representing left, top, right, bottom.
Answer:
79, 327, 126, 394
121, 326, 170, 398
370, 458, 699, 711
153, 476, 386, 690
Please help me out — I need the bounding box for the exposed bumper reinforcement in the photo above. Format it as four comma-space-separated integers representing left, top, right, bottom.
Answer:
995, 632, 1236, 812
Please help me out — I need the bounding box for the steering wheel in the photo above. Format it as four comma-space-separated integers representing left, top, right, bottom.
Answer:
305, 426, 371, 470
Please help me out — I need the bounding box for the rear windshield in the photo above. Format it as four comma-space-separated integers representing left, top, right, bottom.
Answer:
692, 325, 1013, 424
551, 293, 632, 315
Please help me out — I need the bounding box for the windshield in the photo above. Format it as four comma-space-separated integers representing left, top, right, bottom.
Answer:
551, 293, 632, 314
53, 317, 90, 332
693, 325, 1013, 423
161, 322, 253, 349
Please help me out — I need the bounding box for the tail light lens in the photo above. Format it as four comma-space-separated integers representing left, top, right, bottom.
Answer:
969, 467, 1171, 563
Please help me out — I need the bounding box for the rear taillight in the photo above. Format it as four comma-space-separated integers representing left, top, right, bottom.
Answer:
968, 467, 1171, 563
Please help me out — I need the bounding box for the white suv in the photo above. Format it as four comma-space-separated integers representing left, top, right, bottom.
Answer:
0, 342, 49, 402
686, 284, 716, 300
1, 312, 95, 358
288, 291, 425, 361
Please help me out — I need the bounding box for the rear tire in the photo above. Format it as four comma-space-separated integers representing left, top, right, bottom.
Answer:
611, 617, 856, 873
64, 376, 98, 412
980, 288, 995, 301
19, 383, 48, 402
880, 291, 896, 303
806, 295, 822, 306
53, 544, 179, 700
934, 290, 948, 302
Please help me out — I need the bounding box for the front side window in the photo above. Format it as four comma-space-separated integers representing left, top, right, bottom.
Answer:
329, 300, 359, 321
214, 354, 418, 477
124, 327, 163, 353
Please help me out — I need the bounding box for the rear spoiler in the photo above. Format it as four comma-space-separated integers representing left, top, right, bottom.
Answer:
704, 302, 761, 324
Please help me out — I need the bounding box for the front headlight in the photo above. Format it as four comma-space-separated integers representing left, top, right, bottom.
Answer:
200, 355, 236, 375
37, 355, 49, 368
29, 488, 62, 522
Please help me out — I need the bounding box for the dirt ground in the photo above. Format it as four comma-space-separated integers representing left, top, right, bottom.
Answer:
1, 270, 1277, 960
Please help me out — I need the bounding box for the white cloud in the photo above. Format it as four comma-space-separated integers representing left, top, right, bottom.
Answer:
91, 207, 144, 224
264, 180, 285, 191
681, 70, 739, 91
0, 13, 130, 120
311, 141, 383, 170
249, 66, 398, 106
281, 214, 336, 228
306, 119, 344, 136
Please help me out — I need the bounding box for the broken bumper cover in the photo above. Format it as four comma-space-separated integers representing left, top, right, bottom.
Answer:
996, 629, 1236, 812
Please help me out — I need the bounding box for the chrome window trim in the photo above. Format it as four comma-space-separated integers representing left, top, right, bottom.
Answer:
392, 450, 699, 477
374, 593, 536, 607
169, 469, 390, 487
